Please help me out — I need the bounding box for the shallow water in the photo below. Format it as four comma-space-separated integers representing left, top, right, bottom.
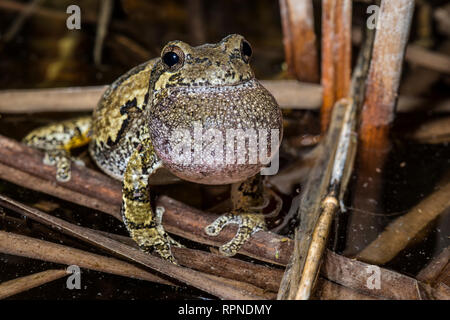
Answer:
342, 135, 450, 276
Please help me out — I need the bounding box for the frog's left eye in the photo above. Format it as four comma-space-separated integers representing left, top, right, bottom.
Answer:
241, 40, 252, 63
161, 46, 185, 71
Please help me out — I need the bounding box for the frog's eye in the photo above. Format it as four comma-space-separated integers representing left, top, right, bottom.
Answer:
163, 52, 179, 66
241, 40, 252, 63
161, 46, 185, 71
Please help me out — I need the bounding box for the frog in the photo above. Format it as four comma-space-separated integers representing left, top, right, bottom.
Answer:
23, 34, 283, 263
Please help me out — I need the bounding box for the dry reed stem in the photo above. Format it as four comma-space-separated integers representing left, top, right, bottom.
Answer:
279, 0, 319, 82
0, 269, 67, 299
320, 0, 352, 132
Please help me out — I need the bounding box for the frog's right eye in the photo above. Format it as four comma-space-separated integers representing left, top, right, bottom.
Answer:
161, 46, 185, 71
163, 52, 179, 66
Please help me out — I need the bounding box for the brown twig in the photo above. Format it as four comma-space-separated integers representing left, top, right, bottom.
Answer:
429, 282, 450, 300
0, 135, 440, 299
0, 230, 174, 287
0, 162, 118, 216
405, 45, 450, 75
360, 0, 414, 119
0, 86, 108, 113
0, 269, 67, 300
416, 246, 450, 285
415, 245, 450, 300
1, 82, 450, 114
0, 135, 122, 210
158, 196, 292, 266
407, 116, 450, 144
294, 196, 339, 299
322, 250, 425, 300
98, 230, 283, 293
1, 0, 43, 44
1, 215, 396, 300
0, 194, 265, 300
320, 0, 336, 131
2, 210, 282, 294
0, 81, 322, 114
279, 0, 319, 82
175, 247, 282, 293
312, 278, 380, 300
320, 0, 352, 132
94, 0, 114, 66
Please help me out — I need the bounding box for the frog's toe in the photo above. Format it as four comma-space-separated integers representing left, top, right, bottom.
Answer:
219, 226, 254, 256
205, 213, 240, 236
130, 218, 178, 264
167, 235, 185, 248
43, 151, 57, 166
147, 240, 178, 264
206, 212, 266, 256
43, 150, 72, 182
55, 157, 71, 182
154, 206, 184, 249
134, 229, 178, 264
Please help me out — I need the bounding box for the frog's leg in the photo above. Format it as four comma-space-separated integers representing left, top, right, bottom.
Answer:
122, 138, 181, 264
22, 116, 92, 182
205, 174, 267, 256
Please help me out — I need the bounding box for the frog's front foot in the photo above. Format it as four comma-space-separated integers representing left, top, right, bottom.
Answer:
43, 150, 72, 182
132, 226, 177, 264
205, 211, 266, 256
43, 150, 86, 182
129, 206, 184, 264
